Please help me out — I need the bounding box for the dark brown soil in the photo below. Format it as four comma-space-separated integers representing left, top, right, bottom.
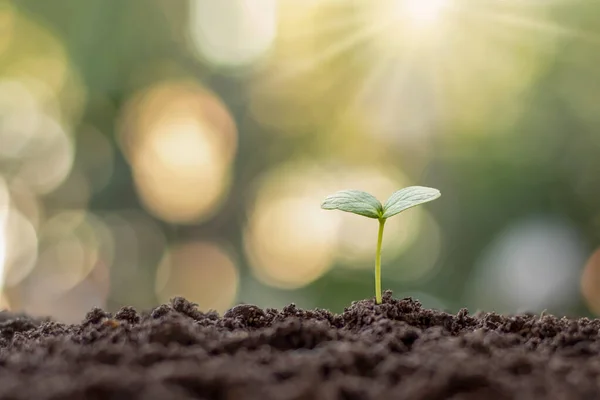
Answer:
1, 291, 600, 400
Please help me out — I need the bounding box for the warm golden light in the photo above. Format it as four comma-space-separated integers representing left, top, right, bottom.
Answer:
132, 116, 230, 223
8, 179, 43, 230
582, 248, 600, 315
0, 177, 7, 291
332, 167, 422, 268
0, 177, 39, 290
0, 8, 86, 123
30, 210, 106, 295
0, 208, 38, 288
385, 210, 443, 283
155, 241, 239, 313
118, 81, 237, 224
0, 80, 44, 160
22, 265, 111, 324
0, 293, 9, 311
0, 3, 15, 57
243, 162, 432, 287
189, 0, 277, 67
245, 195, 339, 289
399, 0, 449, 27
252, 0, 564, 144
16, 115, 74, 195
244, 164, 340, 289
17, 207, 113, 320
0, 79, 76, 196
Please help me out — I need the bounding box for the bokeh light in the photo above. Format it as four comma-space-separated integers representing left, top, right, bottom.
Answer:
386, 210, 443, 284
0, 79, 41, 159
0, 6, 85, 121
244, 162, 431, 289
247, 1, 368, 134
22, 263, 111, 324
102, 210, 166, 309
2, 19, 67, 91
15, 114, 74, 195
246, 195, 339, 289
0, 0, 598, 321
0, 178, 8, 290
155, 241, 238, 313
0, 3, 15, 57
244, 163, 340, 289
16, 210, 112, 322
188, 0, 278, 67
0, 177, 39, 291
0, 79, 75, 197
358, 0, 558, 137
332, 167, 423, 268
0, 292, 9, 310
465, 217, 587, 313
118, 81, 237, 224
581, 248, 600, 315
0, 208, 38, 289
28, 211, 109, 296
7, 179, 43, 230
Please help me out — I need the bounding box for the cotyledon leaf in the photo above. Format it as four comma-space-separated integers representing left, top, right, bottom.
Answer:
382, 186, 441, 219
321, 190, 383, 219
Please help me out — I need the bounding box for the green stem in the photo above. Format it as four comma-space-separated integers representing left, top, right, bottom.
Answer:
375, 218, 386, 304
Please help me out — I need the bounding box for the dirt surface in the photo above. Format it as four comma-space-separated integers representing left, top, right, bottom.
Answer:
1, 291, 600, 400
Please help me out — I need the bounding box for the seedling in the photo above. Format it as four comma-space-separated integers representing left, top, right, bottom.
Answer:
321, 186, 441, 304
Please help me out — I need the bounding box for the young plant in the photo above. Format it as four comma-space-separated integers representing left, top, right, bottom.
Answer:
321, 186, 441, 304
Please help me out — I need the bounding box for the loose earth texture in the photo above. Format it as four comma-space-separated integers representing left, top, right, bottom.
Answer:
1, 291, 600, 400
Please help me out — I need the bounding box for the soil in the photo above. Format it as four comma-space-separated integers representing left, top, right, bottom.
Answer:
1, 291, 600, 400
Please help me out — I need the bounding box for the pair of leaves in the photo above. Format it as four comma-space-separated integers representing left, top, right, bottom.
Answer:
321, 186, 440, 219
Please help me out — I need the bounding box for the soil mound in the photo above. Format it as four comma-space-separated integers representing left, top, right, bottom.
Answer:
1, 291, 599, 400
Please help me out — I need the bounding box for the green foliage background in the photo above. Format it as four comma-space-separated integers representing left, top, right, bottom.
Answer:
2, 0, 600, 321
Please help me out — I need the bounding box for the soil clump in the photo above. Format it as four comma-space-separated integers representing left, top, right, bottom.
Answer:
0, 291, 598, 400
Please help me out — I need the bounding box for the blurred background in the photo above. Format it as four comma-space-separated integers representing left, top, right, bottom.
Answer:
1, 0, 600, 322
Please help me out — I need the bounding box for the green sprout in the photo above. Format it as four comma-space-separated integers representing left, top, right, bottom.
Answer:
321, 186, 441, 304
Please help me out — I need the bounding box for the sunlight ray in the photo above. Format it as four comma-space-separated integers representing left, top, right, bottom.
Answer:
338, 39, 422, 139
260, 21, 391, 88
462, 7, 600, 46
276, 11, 366, 44
252, 0, 595, 140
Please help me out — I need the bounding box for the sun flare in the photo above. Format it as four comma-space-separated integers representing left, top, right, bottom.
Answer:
396, 0, 450, 27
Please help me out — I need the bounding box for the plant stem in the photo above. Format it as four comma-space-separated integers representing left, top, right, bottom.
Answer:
375, 218, 386, 304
